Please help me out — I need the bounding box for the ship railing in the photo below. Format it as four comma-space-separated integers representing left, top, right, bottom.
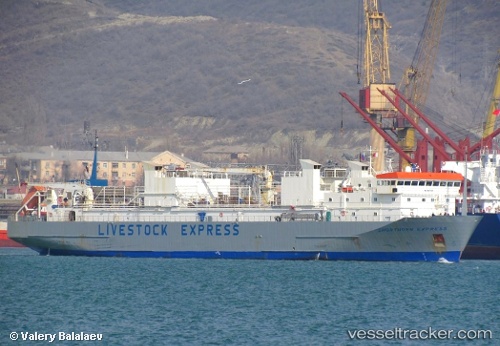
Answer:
48, 213, 286, 223
278, 212, 322, 222
10, 211, 428, 223
16, 210, 417, 223
9, 214, 45, 222
67, 213, 404, 223
92, 186, 145, 206
282, 171, 302, 177
68, 202, 276, 210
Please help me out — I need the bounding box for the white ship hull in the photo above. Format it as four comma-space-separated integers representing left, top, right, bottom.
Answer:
8, 214, 480, 262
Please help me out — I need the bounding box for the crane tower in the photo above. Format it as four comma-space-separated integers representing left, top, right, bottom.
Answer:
483, 50, 500, 141
398, 0, 448, 169
359, 0, 395, 171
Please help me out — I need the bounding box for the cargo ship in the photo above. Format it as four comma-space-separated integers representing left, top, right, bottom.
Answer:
441, 148, 500, 259
461, 214, 500, 259
8, 159, 481, 262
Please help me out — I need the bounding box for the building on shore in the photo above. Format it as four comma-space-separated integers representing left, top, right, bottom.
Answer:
1, 148, 201, 187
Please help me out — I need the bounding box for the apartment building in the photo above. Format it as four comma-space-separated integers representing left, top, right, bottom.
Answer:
4, 149, 196, 187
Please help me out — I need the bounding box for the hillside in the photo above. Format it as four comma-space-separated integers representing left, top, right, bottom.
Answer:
1, 0, 499, 164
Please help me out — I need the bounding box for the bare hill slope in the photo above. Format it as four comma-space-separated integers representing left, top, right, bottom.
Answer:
1, 0, 499, 163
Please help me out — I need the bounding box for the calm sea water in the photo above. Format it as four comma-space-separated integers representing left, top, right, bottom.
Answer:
1, 248, 498, 345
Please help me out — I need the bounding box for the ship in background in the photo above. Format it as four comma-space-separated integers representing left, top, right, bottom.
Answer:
8, 158, 481, 262
0, 221, 23, 247
442, 149, 500, 259
439, 51, 500, 260
0, 184, 26, 247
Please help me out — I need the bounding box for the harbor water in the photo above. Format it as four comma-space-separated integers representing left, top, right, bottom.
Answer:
1, 248, 498, 345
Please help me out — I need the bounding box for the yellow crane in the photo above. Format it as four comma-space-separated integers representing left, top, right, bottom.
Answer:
483, 50, 500, 140
398, 0, 448, 168
361, 0, 392, 172
362, 0, 391, 87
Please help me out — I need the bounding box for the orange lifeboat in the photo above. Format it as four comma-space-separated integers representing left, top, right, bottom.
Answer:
19, 186, 46, 216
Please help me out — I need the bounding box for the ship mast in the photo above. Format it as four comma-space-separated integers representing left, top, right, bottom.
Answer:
90, 130, 99, 183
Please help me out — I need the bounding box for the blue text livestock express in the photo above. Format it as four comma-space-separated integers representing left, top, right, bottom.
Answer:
97, 223, 240, 236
